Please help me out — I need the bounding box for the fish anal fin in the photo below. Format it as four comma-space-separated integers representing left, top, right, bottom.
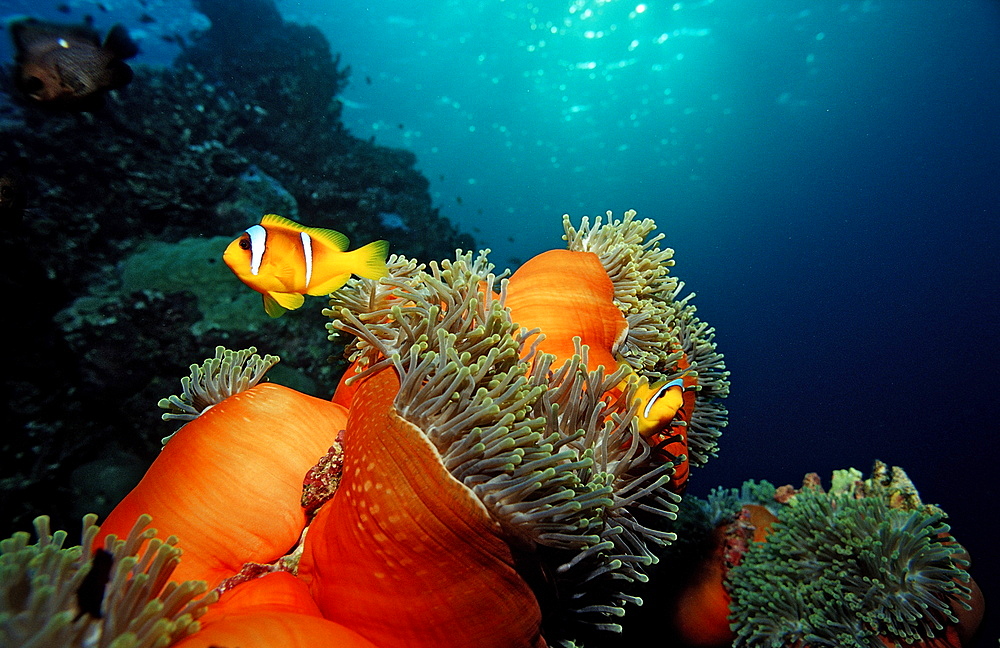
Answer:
306, 273, 351, 296
262, 294, 287, 318
265, 291, 304, 316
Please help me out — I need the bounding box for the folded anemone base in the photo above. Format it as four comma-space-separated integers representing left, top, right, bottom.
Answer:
299, 367, 547, 648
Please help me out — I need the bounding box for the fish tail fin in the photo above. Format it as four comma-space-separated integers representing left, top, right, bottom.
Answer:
104, 24, 139, 60
305, 241, 389, 297
351, 239, 390, 280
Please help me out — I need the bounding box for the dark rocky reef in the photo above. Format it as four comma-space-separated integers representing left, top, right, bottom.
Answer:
0, 0, 473, 538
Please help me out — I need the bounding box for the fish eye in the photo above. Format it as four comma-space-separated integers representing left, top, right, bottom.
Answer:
239, 236, 251, 250
652, 384, 672, 401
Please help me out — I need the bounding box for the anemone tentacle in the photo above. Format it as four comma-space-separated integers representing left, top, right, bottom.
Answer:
0, 514, 215, 648
157, 345, 280, 436
728, 467, 974, 648
326, 243, 693, 641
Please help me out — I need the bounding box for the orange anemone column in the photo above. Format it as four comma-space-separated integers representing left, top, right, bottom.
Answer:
299, 368, 546, 648
98, 383, 348, 589
173, 571, 378, 648
505, 249, 627, 371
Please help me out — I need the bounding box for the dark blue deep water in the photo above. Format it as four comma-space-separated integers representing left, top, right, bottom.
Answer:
2, 0, 997, 644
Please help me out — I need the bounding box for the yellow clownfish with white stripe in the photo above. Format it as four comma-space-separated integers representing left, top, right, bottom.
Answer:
633, 376, 686, 438
223, 213, 389, 317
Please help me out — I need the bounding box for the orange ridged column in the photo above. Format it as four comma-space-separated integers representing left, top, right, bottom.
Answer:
299, 368, 546, 648
98, 383, 348, 589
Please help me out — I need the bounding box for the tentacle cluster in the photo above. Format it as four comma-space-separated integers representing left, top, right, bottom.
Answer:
728, 466, 974, 648
326, 248, 683, 641
157, 346, 279, 424
0, 514, 215, 648
563, 209, 729, 466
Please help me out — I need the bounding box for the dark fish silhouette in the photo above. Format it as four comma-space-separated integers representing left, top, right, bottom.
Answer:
8, 18, 139, 110
75, 548, 114, 619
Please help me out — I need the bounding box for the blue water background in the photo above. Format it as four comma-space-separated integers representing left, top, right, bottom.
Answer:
2, 0, 997, 642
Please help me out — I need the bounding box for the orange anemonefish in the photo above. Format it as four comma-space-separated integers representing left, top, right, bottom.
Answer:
223, 213, 389, 317
613, 372, 691, 492
633, 376, 686, 438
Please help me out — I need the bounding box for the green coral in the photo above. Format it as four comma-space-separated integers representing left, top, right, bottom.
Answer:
120, 236, 270, 333
729, 488, 973, 647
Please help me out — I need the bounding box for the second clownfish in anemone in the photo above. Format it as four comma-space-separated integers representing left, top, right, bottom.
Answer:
224, 213, 389, 317
612, 371, 693, 493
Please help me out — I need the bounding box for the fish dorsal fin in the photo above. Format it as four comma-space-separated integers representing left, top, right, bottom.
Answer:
260, 213, 349, 252
11, 19, 101, 50
103, 24, 139, 60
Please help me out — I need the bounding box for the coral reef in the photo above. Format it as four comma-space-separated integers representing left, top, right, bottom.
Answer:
0, 0, 472, 539
0, 3, 983, 643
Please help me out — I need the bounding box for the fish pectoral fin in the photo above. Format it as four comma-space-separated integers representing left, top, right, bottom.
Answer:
263, 291, 305, 317
269, 263, 300, 290
305, 273, 351, 296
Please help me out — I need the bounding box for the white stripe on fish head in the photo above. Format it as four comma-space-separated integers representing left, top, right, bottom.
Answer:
301, 231, 313, 288
643, 378, 686, 419
247, 224, 267, 276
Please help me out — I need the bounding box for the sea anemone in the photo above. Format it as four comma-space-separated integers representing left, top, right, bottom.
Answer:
313, 212, 715, 645
728, 464, 977, 648
0, 513, 214, 647
96, 347, 349, 590
11, 211, 728, 648
171, 571, 377, 648
561, 210, 730, 484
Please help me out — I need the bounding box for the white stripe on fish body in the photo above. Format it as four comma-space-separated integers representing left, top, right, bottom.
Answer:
247, 224, 267, 276
301, 231, 313, 288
